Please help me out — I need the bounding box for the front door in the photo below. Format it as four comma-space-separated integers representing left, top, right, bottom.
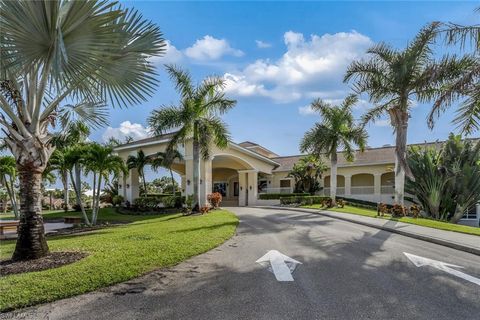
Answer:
233, 182, 239, 197
213, 182, 227, 197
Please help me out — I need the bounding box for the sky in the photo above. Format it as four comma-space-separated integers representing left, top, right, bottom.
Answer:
94, 0, 480, 157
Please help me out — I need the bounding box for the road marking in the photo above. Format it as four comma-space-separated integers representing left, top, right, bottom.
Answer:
404, 252, 480, 286
256, 250, 302, 281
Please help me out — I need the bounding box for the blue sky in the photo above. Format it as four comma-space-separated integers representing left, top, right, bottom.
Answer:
95, 1, 479, 157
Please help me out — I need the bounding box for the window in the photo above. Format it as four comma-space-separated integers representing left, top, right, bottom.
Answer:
280, 179, 291, 188
258, 179, 267, 193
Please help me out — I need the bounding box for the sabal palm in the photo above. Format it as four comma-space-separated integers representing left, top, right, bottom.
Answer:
1, 0, 164, 260
300, 95, 367, 205
127, 150, 150, 197
85, 144, 126, 225
150, 150, 184, 194
344, 23, 444, 205
0, 156, 19, 218
148, 65, 236, 209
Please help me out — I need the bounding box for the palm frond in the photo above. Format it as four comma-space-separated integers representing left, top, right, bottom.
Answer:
58, 101, 109, 129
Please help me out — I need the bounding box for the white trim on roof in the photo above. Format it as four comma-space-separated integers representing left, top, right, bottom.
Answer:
113, 138, 171, 151
229, 143, 280, 166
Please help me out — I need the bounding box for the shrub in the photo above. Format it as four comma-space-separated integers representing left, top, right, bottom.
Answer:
133, 196, 185, 210
280, 195, 328, 206
409, 204, 421, 218
337, 199, 346, 208
200, 206, 210, 214
112, 195, 123, 207
207, 192, 222, 208
259, 193, 308, 200
377, 203, 389, 216
322, 198, 333, 208
391, 204, 407, 217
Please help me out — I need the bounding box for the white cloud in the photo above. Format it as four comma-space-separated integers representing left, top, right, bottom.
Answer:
255, 40, 272, 48
298, 105, 316, 116
150, 40, 183, 65
102, 121, 150, 142
185, 35, 244, 61
224, 30, 373, 103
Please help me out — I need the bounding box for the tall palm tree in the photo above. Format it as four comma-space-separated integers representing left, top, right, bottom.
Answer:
150, 149, 184, 194
0, 0, 164, 260
300, 95, 368, 206
148, 65, 236, 209
0, 156, 19, 218
85, 144, 126, 225
126, 150, 150, 197
344, 23, 445, 205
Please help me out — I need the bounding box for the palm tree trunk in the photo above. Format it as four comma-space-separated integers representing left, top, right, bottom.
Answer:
75, 164, 82, 208
9, 176, 19, 218
93, 175, 102, 225
394, 122, 409, 205
170, 168, 176, 195
69, 170, 90, 225
141, 169, 147, 197
92, 172, 97, 223
62, 170, 69, 212
450, 204, 468, 224
330, 153, 337, 206
192, 137, 201, 211
12, 167, 49, 261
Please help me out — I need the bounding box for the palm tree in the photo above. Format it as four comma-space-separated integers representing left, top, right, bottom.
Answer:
150, 149, 184, 194
51, 122, 92, 211
85, 144, 126, 225
300, 95, 367, 206
0, 156, 19, 218
427, 14, 480, 134
0, 0, 164, 260
127, 150, 150, 197
148, 65, 236, 209
344, 23, 445, 205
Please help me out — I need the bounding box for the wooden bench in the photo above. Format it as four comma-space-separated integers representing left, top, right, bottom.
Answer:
0, 221, 19, 235
64, 216, 82, 224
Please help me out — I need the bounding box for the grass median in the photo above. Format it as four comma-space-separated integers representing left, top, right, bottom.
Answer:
302, 204, 480, 236
0, 208, 238, 311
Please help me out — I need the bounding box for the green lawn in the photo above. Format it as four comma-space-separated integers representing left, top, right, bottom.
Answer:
302, 204, 480, 236
0, 208, 157, 223
0, 209, 238, 311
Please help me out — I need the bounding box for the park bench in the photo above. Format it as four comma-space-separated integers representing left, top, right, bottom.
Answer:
64, 216, 82, 224
0, 220, 19, 235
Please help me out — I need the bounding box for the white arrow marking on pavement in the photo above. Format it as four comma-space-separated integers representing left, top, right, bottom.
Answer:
404, 252, 480, 286
256, 250, 302, 282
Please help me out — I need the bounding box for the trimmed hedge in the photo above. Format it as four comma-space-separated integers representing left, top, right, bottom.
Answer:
133, 195, 185, 209
280, 195, 329, 206
336, 197, 392, 210
259, 193, 308, 200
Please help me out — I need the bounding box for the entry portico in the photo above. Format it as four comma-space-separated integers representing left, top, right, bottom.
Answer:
114, 133, 279, 206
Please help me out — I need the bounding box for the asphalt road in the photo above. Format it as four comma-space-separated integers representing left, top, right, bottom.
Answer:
8, 207, 480, 319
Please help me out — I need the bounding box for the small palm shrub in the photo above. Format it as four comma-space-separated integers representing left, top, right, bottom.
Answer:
391, 204, 407, 217
409, 204, 421, 218
377, 203, 389, 217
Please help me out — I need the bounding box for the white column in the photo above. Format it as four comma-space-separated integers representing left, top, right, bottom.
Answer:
247, 170, 258, 206
201, 158, 212, 206
344, 175, 352, 196
125, 168, 139, 203
238, 171, 247, 206
374, 173, 382, 197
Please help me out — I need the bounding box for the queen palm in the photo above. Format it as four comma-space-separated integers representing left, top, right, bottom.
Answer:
0, 0, 164, 260
344, 23, 445, 205
127, 150, 150, 197
300, 95, 367, 206
148, 65, 236, 210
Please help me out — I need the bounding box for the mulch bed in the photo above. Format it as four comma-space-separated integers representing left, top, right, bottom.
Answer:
0, 251, 88, 276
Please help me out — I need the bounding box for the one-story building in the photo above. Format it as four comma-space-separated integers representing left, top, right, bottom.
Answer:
114, 133, 479, 225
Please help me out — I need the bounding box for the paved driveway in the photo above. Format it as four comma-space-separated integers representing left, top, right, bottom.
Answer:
9, 207, 480, 319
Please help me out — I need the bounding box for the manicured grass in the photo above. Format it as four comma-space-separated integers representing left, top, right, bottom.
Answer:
0, 209, 238, 311
302, 204, 480, 236
0, 208, 155, 222
0, 209, 66, 220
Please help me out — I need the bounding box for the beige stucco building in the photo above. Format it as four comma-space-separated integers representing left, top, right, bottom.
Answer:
114, 134, 479, 224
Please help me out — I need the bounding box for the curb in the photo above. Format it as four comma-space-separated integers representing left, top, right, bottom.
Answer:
255, 206, 480, 257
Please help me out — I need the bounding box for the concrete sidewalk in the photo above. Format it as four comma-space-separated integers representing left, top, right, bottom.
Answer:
260, 206, 480, 256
